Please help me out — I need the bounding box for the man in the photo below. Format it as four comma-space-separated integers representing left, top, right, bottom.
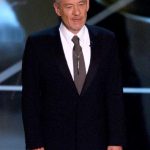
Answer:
22, 0, 126, 150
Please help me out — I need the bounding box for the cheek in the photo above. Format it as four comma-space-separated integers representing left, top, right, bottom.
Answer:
63, 14, 72, 22
62, 16, 71, 26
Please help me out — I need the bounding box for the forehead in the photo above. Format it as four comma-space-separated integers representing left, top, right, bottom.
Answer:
58, 0, 87, 3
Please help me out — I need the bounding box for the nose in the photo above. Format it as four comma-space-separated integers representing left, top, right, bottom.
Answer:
73, 5, 80, 16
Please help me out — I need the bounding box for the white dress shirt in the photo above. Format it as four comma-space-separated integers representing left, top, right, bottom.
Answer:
59, 23, 91, 79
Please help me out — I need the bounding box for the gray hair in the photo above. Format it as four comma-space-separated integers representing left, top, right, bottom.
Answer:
52, 0, 60, 3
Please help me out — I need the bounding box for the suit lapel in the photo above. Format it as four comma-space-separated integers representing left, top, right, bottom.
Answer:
81, 26, 103, 95
52, 27, 78, 94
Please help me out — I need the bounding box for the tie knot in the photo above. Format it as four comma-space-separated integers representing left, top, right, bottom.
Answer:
72, 36, 80, 45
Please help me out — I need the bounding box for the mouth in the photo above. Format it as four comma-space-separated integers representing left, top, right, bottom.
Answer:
72, 18, 82, 22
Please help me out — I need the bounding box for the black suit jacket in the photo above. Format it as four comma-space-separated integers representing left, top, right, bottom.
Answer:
22, 25, 126, 150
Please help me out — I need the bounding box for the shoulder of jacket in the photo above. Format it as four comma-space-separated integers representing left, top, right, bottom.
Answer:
27, 25, 59, 40
86, 24, 115, 38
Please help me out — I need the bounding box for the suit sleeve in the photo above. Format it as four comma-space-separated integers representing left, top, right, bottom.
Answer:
22, 36, 44, 149
105, 35, 126, 147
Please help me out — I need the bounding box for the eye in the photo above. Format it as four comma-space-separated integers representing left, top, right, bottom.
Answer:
65, 4, 73, 9
79, 2, 84, 5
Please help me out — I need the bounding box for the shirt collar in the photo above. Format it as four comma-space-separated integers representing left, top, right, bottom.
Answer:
59, 22, 86, 44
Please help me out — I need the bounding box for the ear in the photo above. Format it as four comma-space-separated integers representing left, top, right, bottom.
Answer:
53, 2, 61, 16
86, 0, 90, 12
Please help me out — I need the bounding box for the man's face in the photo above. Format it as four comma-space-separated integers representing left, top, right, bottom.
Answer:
53, 0, 89, 34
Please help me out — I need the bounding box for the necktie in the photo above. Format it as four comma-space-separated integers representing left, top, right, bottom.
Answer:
72, 36, 86, 94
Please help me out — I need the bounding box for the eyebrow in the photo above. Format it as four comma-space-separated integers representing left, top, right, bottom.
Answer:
79, 0, 86, 2
63, 3, 73, 7
62, 0, 86, 7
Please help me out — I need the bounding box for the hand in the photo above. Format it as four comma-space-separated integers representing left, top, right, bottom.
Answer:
107, 146, 123, 150
32, 147, 45, 150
